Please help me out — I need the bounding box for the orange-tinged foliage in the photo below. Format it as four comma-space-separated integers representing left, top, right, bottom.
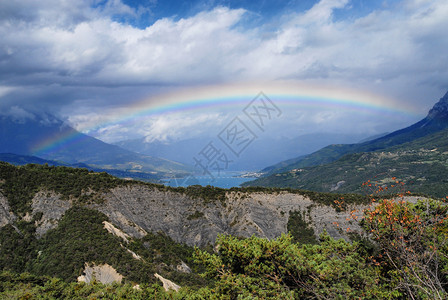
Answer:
360, 179, 448, 299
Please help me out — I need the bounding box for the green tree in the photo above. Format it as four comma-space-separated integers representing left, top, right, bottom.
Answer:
194, 233, 391, 299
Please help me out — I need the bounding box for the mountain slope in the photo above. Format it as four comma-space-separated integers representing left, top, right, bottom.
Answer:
0, 153, 57, 166
0, 112, 189, 175
0, 162, 377, 247
262, 91, 448, 174
244, 127, 448, 197
0, 153, 163, 181
0, 163, 381, 284
0, 162, 439, 298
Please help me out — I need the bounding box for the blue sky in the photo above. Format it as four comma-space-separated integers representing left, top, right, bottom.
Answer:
0, 0, 447, 143
116, 0, 389, 27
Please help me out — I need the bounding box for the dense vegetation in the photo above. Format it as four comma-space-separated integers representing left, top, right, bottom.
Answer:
2, 198, 447, 299
191, 197, 448, 299
0, 162, 125, 215
2, 162, 448, 298
0, 205, 206, 289
194, 197, 447, 299
287, 210, 317, 244
0, 272, 177, 299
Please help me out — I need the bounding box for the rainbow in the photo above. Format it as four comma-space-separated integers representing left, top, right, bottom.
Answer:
31, 82, 420, 156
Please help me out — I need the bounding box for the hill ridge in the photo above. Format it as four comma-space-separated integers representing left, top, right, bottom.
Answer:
0, 112, 189, 176
261, 91, 448, 175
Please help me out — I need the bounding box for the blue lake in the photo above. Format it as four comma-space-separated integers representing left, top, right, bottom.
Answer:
162, 171, 256, 189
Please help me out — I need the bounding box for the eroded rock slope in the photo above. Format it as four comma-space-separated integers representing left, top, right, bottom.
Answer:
1, 183, 409, 246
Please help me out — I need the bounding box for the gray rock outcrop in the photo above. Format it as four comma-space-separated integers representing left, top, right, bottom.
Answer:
0, 192, 15, 227
31, 191, 72, 237
0, 183, 425, 247
77, 263, 123, 284
154, 273, 181, 292
95, 186, 374, 246
176, 261, 191, 273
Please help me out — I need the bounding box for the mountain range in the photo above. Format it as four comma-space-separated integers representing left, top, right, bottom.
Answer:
2, 91, 448, 193
244, 91, 448, 197
261, 91, 448, 174
0, 113, 189, 178
0, 108, 370, 176
1, 93, 448, 297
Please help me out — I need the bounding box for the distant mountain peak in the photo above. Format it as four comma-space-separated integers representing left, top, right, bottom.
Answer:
427, 90, 448, 122
0, 111, 189, 175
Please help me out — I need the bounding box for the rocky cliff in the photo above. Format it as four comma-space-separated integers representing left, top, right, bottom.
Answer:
0, 192, 15, 228
0, 182, 421, 246
428, 91, 448, 122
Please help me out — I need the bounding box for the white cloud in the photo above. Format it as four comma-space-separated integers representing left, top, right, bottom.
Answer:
0, 0, 447, 141
139, 112, 225, 142
297, 0, 349, 25
1, 0, 447, 90
0, 86, 15, 98
94, 124, 130, 143
65, 108, 226, 143
0, 3, 249, 85
67, 112, 115, 133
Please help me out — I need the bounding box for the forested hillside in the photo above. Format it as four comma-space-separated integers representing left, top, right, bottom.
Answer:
1, 163, 448, 299
245, 128, 448, 197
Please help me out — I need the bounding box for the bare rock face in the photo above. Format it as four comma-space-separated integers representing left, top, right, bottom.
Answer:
224, 191, 313, 240
126, 248, 142, 260
154, 273, 181, 292
31, 191, 72, 237
176, 261, 191, 273
77, 263, 123, 284
103, 221, 130, 243
0, 192, 15, 227
1, 182, 426, 247
95, 185, 230, 247
95, 186, 375, 246
428, 91, 448, 122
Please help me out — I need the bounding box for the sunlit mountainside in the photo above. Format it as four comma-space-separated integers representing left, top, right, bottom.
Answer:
244, 92, 448, 197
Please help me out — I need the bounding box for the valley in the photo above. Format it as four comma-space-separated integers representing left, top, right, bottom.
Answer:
1, 1, 448, 297
2, 91, 448, 298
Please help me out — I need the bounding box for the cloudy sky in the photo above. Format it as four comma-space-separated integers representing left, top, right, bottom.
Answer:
1, 0, 447, 143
